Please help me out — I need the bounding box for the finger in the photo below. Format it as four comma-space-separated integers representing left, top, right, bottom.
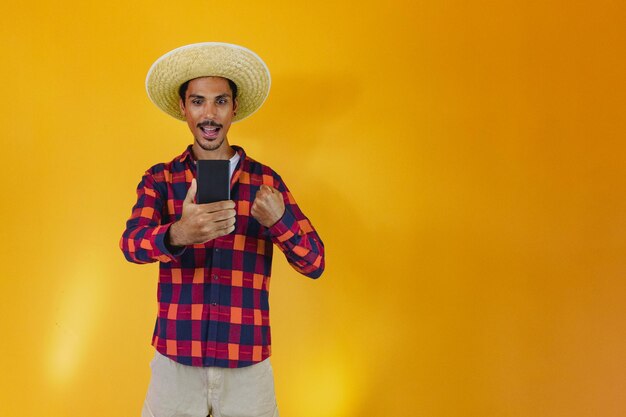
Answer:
197, 200, 236, 212
202, 216, 235, 234
250, 202, 264, 219
184, 179, 197, 205
208, 208, 237, 222
257, 189, 281, 206
252, 195, 268, 211
260, 185, 280, 196
255, 187, 274, 202
267, 185, 281, 194
219, 224, 236, 236
219, 216, 236, 228
212, 223, 236, 239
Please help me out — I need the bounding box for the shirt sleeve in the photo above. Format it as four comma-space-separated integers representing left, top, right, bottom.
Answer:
267, 176, 325, 279
119, 171, 184, 264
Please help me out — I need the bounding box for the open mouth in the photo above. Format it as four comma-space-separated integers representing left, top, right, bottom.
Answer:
199, 124, 221, 139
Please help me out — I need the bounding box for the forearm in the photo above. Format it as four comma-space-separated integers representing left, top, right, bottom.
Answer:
120, 172, 183, 264
269, 209, 325, 278
120, 221, 182, 264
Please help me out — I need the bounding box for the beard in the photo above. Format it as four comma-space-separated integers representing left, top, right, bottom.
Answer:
195, 135, 225, 151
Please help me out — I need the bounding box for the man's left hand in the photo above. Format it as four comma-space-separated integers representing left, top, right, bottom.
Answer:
251, 185, 285, 227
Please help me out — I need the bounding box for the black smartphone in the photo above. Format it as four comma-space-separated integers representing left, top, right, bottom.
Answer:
196, 160, 230, 203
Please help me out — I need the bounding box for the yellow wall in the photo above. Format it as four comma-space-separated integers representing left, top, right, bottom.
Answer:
1, 1, 625, 416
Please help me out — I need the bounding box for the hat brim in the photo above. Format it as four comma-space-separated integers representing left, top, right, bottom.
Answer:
146, 42, 271, 122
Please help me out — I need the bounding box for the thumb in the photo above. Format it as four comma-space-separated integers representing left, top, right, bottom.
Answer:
184, 179, 197, 205
260, 184, 275, 193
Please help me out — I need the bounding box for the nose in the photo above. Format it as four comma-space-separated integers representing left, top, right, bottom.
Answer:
204, 102, 217, 119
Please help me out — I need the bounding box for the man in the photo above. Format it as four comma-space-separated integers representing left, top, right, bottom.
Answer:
120, 42, 325, 417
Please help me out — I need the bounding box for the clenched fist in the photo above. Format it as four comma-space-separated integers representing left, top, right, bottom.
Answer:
168, 179, 236, 246
251, 185, 285, 227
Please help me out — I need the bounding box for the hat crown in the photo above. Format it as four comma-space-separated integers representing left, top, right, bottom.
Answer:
146, 42, 271, 122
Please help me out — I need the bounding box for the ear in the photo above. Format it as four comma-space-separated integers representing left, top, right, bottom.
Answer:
233, 98, 238, 115
179, 98, 186, 114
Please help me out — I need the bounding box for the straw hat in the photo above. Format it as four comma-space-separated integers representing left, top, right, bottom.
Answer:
146, 42, 271, 122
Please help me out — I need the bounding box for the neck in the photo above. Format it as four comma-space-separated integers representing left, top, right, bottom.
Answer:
192, 140, 235, 160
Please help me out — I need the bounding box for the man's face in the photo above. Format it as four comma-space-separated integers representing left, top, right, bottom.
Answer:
180, 76, 238, 155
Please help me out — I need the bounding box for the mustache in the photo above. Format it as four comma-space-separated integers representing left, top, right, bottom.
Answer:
197, 120, 223, 129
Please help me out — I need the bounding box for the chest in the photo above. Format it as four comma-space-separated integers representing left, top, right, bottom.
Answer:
160, 176, 266, 238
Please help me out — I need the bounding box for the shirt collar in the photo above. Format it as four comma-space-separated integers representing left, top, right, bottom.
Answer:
177, 144, 246, 165
178, 145, 194, 164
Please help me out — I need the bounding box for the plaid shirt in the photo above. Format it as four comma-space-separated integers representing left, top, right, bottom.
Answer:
120, 145, 324, 368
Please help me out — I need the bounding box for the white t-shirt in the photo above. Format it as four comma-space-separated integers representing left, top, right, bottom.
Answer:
229, 151, 241, 181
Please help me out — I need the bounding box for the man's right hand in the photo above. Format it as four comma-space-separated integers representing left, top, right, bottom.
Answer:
168, 179, 236, 246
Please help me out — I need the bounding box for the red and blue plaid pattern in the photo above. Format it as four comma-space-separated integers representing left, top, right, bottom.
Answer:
120, 145, 324, 368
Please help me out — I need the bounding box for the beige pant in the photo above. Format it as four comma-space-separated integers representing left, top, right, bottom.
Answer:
142, 351, 279, 417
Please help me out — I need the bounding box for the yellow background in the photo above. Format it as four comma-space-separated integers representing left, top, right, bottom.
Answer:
1, 1, 625, 416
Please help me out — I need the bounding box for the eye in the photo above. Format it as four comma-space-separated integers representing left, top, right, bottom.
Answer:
217, 98, 228, 105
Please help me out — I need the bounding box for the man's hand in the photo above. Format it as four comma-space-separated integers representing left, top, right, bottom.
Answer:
169, 179, 236, 246
251, 185, 285, 227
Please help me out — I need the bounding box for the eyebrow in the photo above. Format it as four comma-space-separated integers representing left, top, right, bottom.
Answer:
188, 93, 232, 100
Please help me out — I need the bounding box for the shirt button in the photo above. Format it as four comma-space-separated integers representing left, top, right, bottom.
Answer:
212, 274, 218, 280
215, 248, 220, 253
211, 302, 217, 306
